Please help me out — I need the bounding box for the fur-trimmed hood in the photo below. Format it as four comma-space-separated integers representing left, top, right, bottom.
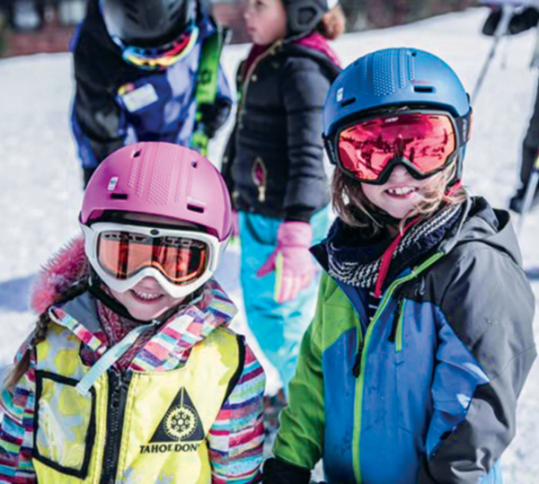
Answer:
30, 235, 89, 315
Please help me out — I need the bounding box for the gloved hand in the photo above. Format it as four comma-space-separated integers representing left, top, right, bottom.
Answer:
508, 7, 539, 35
482, 6, 539, 36
198, 96, 232, 139
256, 221, 315, 303
482, 8, 502, 36
262, 457, 311, 484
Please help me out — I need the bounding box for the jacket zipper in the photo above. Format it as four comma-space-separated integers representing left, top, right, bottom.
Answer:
352, 294, 404, 378
351, 252, 445, 484
236, 41, 282, 125
388, 297, 405, 345
100, 370, 132, 484
352, 342, 362, 378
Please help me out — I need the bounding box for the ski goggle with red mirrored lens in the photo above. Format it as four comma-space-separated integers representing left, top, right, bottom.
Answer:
325, 110, 471, 184
115, 23, 199, 71
82, 223, 223, 298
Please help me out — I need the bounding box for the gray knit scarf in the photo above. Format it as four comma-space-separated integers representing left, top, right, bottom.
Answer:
328, 203, 463, 289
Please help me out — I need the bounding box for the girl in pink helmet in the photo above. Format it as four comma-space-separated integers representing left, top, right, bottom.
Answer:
0, 142, 265, 483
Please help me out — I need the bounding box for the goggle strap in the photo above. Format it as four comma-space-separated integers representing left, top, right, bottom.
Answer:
323, 133, 339, 166
88, 278, 153, 325
455, 110, 472, 144
88, 272, 205, 322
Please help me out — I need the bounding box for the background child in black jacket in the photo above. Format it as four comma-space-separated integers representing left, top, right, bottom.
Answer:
221, 0, 343, 405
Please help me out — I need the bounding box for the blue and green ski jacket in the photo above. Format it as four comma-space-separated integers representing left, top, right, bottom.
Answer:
271, 197, 536, 484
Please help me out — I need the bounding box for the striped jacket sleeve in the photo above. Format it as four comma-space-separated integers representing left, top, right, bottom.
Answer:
207, 339, 265, 483
0, 352, 37, 483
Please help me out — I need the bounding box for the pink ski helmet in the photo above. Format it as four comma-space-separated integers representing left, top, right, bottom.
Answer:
81, 142, 232, 240
80, 142, 232, 297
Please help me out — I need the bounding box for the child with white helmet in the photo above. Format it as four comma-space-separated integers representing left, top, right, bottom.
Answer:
264, 48, 536, 483
0, 142, 265, 483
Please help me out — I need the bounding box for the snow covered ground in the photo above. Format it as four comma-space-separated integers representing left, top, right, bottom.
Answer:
1, 6, 538, 482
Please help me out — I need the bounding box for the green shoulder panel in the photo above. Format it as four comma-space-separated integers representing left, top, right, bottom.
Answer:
318, 273, 361, 353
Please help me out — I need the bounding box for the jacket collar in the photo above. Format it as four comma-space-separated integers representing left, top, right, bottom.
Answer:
48, 279, 237, 368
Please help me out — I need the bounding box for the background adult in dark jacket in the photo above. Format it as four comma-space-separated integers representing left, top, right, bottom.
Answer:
221, 0, 343, 399
71, 0, 232, 186
483, 2, 539, 212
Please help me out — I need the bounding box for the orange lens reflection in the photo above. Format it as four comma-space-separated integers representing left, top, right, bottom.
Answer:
97, 232, 208, 285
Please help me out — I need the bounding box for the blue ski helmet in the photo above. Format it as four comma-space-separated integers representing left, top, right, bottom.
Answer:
323, 48, 472, 183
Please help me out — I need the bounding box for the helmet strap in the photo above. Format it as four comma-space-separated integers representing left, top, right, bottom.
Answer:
370, 207, 403, 226
88, 270, 204, 325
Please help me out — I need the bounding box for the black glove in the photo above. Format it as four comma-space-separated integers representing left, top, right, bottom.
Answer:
482, 6, 539, 36
508, 7, 539, 35
482, 8, 502, 36
197, 96, 232, 139
263, 457, 311, 484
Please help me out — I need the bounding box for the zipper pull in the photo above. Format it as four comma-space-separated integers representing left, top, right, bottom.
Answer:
258, 185, 266, 202
352, 347, 362, 378
388, 297, 404, 344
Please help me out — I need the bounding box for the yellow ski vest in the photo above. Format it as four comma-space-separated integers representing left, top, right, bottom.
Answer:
32, 322, 241, 483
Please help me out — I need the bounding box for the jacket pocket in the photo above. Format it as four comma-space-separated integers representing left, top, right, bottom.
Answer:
33, 371, 96, 479
393, 299, 434, 436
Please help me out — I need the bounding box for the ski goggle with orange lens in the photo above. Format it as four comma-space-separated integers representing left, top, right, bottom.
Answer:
98, 231, 208, 283
82, 223, 222, 298
115, 23, 199, 71
325, 110, 471, 184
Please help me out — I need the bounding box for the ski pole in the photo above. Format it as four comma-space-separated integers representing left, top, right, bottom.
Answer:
472, 4, 516, 103
516, 151, 539, 234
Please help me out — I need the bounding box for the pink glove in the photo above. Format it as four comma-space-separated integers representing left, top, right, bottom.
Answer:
256, 221, 315, 303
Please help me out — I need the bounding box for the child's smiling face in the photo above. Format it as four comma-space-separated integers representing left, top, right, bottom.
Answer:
110, 276, 183, 321
244, 0, 287, 46
361, 165, 445, 220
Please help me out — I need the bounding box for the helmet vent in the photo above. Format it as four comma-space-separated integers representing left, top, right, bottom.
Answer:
126, 11, 137, 23
191, 161, 198, 168
187, 204, 204, 213
372, 51, 397, 97
341, 97, 356, 108
121, 0, 138, 15
414, 86, 434, 93
121, 0, 139, 23
110, 193, 128, 200
169, 4, 181, 18
132, 150, 141, 158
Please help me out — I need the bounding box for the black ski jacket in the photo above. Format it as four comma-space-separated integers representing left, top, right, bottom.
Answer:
222, 41, 341, 221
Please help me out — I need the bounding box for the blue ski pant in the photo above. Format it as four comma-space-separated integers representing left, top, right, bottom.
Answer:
239, 207, 329, 390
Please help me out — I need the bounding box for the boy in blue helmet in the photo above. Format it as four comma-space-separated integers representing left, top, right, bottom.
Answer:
71, 0, 233, 186
263, 48, 536, 484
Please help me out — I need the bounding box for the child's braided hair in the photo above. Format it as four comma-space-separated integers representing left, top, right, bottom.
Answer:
3, 279, 89, 391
